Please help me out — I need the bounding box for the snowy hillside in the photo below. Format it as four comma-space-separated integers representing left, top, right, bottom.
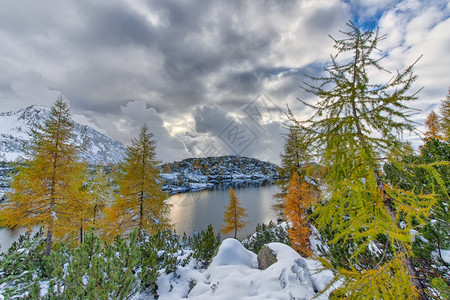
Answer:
153, 239, 335, 300
0, 105, 125, 165
0, 224, 337, 299
160, 155, 279, 193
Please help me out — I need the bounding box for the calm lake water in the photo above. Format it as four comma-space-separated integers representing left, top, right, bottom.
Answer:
0, 184, 280, 252
167, 184, 280, 240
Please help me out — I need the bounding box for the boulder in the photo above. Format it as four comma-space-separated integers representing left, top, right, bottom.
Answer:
257, 245, 277, 270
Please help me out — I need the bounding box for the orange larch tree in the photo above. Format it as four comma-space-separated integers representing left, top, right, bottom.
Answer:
283, 172, 315, 257
220, 187, 248, 239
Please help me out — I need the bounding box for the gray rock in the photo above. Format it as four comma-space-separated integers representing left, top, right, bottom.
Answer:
257, 246, 277, 270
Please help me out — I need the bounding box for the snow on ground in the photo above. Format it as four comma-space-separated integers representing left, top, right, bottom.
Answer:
443, 250, 450, 264
148, 238, 335, 300
160, 173, 180, 181
2, 152, 22, 162
437, 249, 450, 264
185, 173, 208, 183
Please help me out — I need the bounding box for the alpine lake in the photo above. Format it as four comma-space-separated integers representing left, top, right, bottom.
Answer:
0, 183, 280, 252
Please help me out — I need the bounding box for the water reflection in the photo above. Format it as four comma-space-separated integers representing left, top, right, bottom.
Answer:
167, 184, 279, 240
0, 184, 280, 252
0, 227, 27, 253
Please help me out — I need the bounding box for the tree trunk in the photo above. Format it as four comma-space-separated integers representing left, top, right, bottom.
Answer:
80, 221, 83, 244
45, 226, 53, 256
139, 191, 144, 230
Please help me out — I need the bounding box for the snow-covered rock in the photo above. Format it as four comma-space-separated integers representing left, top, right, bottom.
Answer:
184, 239, 330, 300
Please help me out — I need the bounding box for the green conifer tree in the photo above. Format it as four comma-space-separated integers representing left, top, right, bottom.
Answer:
0, 96, 85, 255
0, 230, 44, 298
289, 22, 431, 298
104, 230, 140, 298
440, 89, 450, 140
63, 228, 105, 298
385, 138, 450, 294
107, 124, 170, 237
191, 224, 221, 267
273, 126, 307, 217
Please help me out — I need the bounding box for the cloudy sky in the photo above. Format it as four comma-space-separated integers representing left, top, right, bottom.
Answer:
0, 0, 449, 163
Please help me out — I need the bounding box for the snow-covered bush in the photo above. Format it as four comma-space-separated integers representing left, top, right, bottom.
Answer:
45, 229, 140, 298
0, 230, 45, 298
188, 224, 221, 268
243, 221, 290, 254
139, 229, 188, 296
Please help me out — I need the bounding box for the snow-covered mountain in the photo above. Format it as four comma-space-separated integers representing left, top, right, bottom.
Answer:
0, 105, 125, 165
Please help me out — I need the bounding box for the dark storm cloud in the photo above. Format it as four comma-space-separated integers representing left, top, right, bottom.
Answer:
75, 3, 156, 48
194, 106, 233, 134
2, 0, 342, 118
190, 103, 288, 163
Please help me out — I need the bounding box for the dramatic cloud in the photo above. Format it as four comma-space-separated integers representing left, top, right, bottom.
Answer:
0, 0, 448, 163
73, 99, 190, 162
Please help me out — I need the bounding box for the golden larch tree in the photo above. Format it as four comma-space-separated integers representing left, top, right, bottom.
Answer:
0, 96, 86, 255
88, 167, 113, 230
63, 167, 113, 245
105, 124, 170, 238
424, 110, 444, 140
220, 187, 248, 239
283, 172, 315, 257
58, 168, 92, 246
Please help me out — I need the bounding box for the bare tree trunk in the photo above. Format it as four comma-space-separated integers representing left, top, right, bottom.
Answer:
80, 220, 83, 244
45, 226, 53, 256
139, 191, 144, 230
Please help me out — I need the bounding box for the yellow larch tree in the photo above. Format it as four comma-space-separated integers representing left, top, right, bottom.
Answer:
88, 166, 113, 230
62, 166, 113, 245
0, 96, 86, 255
283, 172, 315, 257
105, 124, 170, 238
220, 187, 248, 239
424, 110, 444, 140
56, 167, 91, 246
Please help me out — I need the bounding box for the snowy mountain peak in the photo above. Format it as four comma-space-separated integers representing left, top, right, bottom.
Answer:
0, 105, 126, 165
0, 104, 47, 121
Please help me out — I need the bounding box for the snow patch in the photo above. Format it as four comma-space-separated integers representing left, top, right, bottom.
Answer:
183, 239, 332, 300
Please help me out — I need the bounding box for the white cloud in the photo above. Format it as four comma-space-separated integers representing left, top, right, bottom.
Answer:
377, 0, 450, 130
73, 99, 191, 162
